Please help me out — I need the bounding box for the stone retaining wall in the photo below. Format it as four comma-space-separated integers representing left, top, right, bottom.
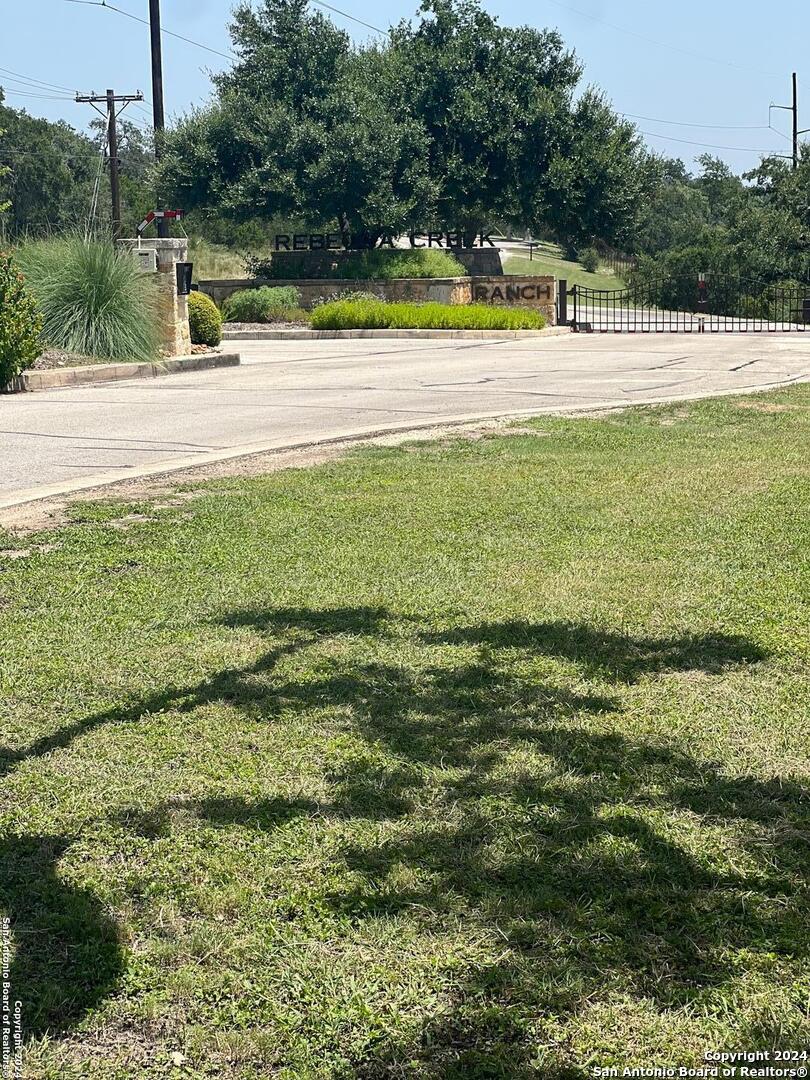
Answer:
198, 275, 556, 324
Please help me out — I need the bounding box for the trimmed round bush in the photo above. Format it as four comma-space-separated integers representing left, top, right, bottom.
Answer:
0, 250, 42, 388
16, 235, 159, 362
310, 300, 546, 331
188, 290, 223, 346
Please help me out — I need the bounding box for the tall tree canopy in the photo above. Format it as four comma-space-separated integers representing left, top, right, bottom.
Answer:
160, 0, 653, 247
631, 151, 810, 286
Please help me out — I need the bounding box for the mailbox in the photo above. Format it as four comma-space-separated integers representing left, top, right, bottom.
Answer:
132, 247, 157, 273
176, 262, 194, 296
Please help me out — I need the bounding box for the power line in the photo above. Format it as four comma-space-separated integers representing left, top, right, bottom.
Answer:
61, 0, 236, 61
76, 88, 144, 238
639, 130, 780, 154
1, 88, 76, 101
621, 112, 775, 132
62, 0, 385, 48
310, 0, 385, 35
543, 0, 784, 81
0, 75, 75, 94
0, 65, 78, 94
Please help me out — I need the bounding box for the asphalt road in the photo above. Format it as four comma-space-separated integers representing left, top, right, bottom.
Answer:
2, 333, 809, 505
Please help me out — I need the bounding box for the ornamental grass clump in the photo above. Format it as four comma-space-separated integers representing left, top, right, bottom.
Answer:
0, 250, 42, 387
310, 300, 547, 331
17, 235, 160, 362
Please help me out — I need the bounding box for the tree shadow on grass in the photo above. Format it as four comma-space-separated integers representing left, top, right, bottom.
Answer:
114, 607, 801, 1076
228, 613, 807, 1074
0, 606, 392, 780
0, 834, 123, 1039
3, 605, 803, 1071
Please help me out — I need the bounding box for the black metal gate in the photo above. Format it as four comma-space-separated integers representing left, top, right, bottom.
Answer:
567, 274, 810, 333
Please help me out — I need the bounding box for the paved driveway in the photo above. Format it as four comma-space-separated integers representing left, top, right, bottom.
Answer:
2, 334, 808, 505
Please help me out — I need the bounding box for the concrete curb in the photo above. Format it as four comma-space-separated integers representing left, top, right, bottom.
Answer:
4, 352, 241, 393
222, 326, 572, 341
2, 375, 808, 512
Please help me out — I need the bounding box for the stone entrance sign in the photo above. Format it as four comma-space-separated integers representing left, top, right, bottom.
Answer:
473, 278, 553, 306
199, 274, 557, 324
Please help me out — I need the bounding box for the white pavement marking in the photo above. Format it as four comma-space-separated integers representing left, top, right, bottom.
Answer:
1, 335, 808, 506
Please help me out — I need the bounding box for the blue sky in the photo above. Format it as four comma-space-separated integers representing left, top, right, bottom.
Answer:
3, 0, 806, 175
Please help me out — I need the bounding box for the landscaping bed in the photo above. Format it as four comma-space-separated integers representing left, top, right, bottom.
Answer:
311, 299, 547, 330
31, 344, 220, 370
2, 388, 809, 1077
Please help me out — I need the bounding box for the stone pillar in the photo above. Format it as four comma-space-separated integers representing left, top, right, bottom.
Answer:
119, 237, 191, 357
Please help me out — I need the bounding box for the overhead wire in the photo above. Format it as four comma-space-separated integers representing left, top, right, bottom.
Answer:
621, 112, 777, 132
19, 0, 807, 167
542, 0, 784, 80
639, 130, 784, 154
60, 0, 236, 60
0, 65, 78, 94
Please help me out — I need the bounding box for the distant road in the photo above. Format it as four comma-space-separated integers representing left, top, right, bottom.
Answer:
2, 334, 808, 506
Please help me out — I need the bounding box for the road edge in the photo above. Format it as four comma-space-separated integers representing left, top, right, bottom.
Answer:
222, 326, 572, 341
4, 352, 241, 393
2, 375, 807, 511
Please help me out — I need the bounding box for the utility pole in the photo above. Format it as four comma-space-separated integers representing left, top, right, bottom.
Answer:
771, 74, 809, 170
149, 0, 169, 237
793, 72, 799, 171
76, 90, 144, 239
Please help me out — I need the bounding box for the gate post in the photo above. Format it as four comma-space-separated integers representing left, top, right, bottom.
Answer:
557, 279, 568, 325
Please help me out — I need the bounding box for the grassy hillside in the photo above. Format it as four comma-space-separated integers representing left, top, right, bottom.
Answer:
503, 241, 627, 290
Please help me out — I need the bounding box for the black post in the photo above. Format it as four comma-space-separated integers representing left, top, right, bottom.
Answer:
558, 278, 567, 326
793, 72, 799, 170
107, 89, 121, 241
149, 0, 169, 236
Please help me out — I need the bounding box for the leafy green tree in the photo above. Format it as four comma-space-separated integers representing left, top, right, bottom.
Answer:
535, 89, 655, 248
692, 154, 747, 227
384, 0, 651, 246
161, 0, 651, 249
0, 96, 98, 235
387, 0, 581, 243
161, 0, 434, 242
633, 157, 712, 255
0, 94, 153, 237
631, 146, 810, 288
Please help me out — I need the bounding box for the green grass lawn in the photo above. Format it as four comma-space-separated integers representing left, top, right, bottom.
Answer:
2, 389, 809, 1078
503, 241, 627, 291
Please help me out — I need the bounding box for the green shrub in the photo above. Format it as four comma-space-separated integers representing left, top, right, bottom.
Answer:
17, 235, 159, 361
249, 248, 467, 281
579, 247, 600, 274
310, 301, 546, 331
188, 290, 223, 346
222, 286, 302, 322
0, 250, 42, 387
311, 289, 384, 307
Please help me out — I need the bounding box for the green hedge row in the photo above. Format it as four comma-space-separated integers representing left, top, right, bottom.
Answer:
310, 300, 547, 331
